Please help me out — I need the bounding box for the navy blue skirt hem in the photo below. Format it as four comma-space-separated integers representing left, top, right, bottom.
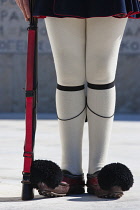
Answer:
32, 0, 140, 19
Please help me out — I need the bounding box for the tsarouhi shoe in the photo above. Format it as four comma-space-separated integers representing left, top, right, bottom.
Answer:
30, 160, 69, 197
37, 181, 70, 197
86, 163, 134, 199
86, 171, 122, 199
37, 170, 85, 197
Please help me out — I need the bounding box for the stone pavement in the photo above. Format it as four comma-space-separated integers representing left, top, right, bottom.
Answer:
0, 113, 140, 210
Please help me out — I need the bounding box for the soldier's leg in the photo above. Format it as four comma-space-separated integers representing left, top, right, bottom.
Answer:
44, 17, 86, 175
86, 16, 128, 174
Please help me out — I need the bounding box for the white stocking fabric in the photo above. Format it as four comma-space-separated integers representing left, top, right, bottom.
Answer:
56, 87, 86, 175
44, 16, 128, 175
86, 17, 128, 174
45, 17, 86, 175
87, 83, 116, 174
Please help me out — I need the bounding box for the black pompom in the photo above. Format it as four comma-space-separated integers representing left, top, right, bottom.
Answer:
97, 162, 134, 191
30, 160, 63, 189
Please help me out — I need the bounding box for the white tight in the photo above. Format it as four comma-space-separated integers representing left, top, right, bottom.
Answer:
44, 16, 128, 175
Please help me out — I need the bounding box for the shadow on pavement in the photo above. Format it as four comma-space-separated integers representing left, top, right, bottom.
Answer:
0, 195, 48, 202
0, 194, 117, 202
67, 193, 116, 202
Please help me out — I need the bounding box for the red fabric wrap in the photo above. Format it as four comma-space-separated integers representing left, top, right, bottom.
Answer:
87, 177, 99, 186
23, 30, 36, 174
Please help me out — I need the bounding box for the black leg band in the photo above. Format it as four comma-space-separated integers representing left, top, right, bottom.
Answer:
57, 83, 86, 121
87, 80, 115, 90
57, 84, 85, 91
87, 81, 115, 118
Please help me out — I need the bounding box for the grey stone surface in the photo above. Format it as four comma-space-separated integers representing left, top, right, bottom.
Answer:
0, 0, 140, 113
0, 53, 57, 112
115, 54, 140, 113
1, 0, 140, 54
0, 114, 140, 209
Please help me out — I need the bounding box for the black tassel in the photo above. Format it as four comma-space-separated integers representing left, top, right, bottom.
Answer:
30, 160, 63, 189
97, 162, 134, 191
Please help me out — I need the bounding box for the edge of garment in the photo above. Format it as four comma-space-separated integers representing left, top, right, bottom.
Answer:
32, 0, 140, 19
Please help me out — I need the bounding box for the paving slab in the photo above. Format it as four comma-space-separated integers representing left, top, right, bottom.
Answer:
0, 114, 140, 210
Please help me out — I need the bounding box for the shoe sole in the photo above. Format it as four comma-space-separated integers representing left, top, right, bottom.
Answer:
87, 187, 123, 199
38, 190, 67, 198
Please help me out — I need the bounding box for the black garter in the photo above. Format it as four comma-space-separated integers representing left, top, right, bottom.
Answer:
56, 84, 87, 121
87, 81, 115, 119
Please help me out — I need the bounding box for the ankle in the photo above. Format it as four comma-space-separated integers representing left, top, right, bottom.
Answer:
87, 170, 101, 178
62, 169, 84, 177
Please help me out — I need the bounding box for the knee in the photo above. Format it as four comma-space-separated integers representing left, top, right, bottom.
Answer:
56, 65, 85, 85
56, 54, 86, 86
86, 54, 118, 84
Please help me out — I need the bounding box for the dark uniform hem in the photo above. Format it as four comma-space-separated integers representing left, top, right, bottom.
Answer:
32, 0, 140, 19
